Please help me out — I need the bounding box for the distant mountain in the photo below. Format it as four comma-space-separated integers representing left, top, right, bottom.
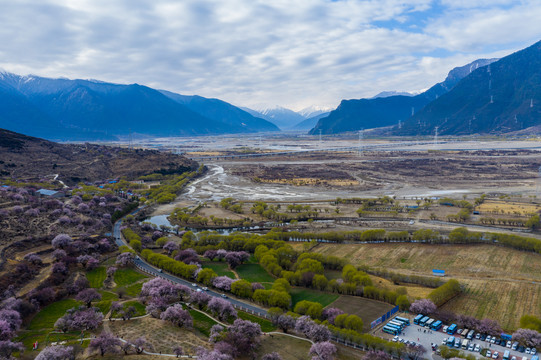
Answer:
291, 111, 331, 130
242, 106, 305, 130
371, 91, 417, 98
297, 105, 333, 119
309, 58, 498, 135
399, 41, 541, 135
0, 72, 278, 141
158, 91, 278, 132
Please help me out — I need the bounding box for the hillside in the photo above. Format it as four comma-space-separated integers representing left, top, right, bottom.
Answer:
0, 128, 197, 184
242, 106, 306, 130
399, 40, 541, 135
309, 58, 497, 135
0, 72, 278, 141
159, 91, 278, 132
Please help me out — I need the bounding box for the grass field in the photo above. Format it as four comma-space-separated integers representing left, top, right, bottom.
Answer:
120, 300, 146, 317
87, 266, 106, 288
330, 296, 394, 332
202, 261, 236, 279
188, 309, 219, 337
237, 311, 276, 332
114, 268, 147, 287
236, 263, 275, 283
124, 281, 146, 297
311, 243, 541, 281
290, 288, 339, 307
477, 200, 540, 216
443, 278, 541, 331
28, 299, 81, 330
256, 334, 365, 360
309, 242, 541, 330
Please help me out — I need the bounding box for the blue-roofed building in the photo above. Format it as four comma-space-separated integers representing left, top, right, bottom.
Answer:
36, 189, 64, 198
432, 269, 445, 277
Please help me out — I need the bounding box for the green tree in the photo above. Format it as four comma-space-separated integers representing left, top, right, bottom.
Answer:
231, 279, 253, 298
197, 268, 217, 286
396, 295, 410, 311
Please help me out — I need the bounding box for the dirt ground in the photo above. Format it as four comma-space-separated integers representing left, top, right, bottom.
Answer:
107, 317, 210, 356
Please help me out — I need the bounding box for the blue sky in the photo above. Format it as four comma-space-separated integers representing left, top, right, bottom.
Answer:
0, 0, 540, 111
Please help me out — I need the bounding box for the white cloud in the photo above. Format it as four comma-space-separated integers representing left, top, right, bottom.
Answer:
0, 0, 539, 110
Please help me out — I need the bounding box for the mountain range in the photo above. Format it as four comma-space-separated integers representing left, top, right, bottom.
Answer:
399, 40, 541, 135
309, 58, 497, 135
0, 73, 279, 141
242, 105, 332, 130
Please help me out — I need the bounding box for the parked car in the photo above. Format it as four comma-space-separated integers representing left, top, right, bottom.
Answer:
474, 344, 481, 352
526, 348, 531, 354
492, 351, 499, 359
486, 350, 492, 358
531, 348, 537, 355
442, 338, 447, 345
476, 333, 481, 340
392, 336, 399, 342
468, 344, 475, 351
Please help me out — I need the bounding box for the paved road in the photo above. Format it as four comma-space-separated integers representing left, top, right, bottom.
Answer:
112, 216, 268, 316
393, 323, 533, 360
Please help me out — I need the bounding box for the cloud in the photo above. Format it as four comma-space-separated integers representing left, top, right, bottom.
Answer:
0, 0, 539, 110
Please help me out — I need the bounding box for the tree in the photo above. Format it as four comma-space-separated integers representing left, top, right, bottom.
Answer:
225, 319, 262, 357
76, 288, 102, 307
477, 318, 502, 336
190, 290, 211, 309
55, 307, 103, 332
160, 304, 193, 328
163, 241, 179, 255
52, 234, 72, 249
363, 350, 391, 360
131, 336, 153, 354
197, 268, 218, 286
396, 295, 410, 311
409, 299, 436, 315
89, 331, 121, 356
512, 328, 541, 348
276, 315, 296, 333
0, 340, 24, 358
35, 345, 74, 360
309, 341, 337, 360
322, 308, 344, 325
115, 252, 134, 267
262, 352, 283, 360
231, 279, 252, 298
207, 297, 237, 321
526, 214, 540, 229
212, 276, 234, 291
225, 251, 249, 269
173, 345, 184, 357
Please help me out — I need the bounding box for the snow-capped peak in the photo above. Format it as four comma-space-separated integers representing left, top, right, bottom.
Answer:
297, 105, 333, 119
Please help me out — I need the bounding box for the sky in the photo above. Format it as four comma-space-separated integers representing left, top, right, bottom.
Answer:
1, 0, 541, 111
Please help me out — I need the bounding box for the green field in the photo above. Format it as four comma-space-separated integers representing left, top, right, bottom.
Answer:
202, 261, 236, 279
237, 311, 276, 332
290, 288, 339, 307
87, 266, 106, 288
236, 263, 275, 283
124, 281, 145, 297
188, 309, 218, 337
118, 300, 146, 317
28, 299, 81, 330
114, 267, 147, 287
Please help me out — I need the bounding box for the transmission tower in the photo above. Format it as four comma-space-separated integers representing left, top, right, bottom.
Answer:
358, 129, 364, 156
319, 129, 322, 148
434, 126, 439, 148
531, 99, 534, 108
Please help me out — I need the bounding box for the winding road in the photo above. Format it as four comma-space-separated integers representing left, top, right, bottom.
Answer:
112, 216, 268, 316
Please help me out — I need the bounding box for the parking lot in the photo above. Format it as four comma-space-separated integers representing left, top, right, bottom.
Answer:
386, 323, 537, 360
